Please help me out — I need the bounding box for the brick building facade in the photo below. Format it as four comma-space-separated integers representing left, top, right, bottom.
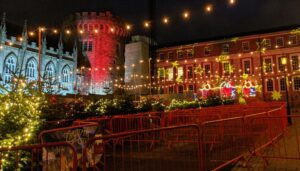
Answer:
155, 27, 300, 105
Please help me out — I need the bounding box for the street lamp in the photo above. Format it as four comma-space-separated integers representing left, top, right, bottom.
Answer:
281, 57, 292, 124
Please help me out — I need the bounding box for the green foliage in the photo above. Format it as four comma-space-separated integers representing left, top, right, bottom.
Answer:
168, 99, 200, 110
83, 96, 137, 117
223, 99, 235, 105
136, 98, 153, 112
0, 79, 45, 169
201, 95, 223, 107
151, 99, 166, 112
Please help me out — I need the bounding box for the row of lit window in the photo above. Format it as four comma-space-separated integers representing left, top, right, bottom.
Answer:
159, 35, 299, 60
266, 77, 300, 92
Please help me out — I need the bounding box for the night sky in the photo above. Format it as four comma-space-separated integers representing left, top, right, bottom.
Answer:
1, 0, 300, 45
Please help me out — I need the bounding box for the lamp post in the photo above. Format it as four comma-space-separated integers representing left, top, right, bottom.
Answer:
149, 57, 152, 95
281, 57, 292, 125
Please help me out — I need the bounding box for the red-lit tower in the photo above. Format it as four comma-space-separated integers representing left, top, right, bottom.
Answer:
76, 11, 127, 94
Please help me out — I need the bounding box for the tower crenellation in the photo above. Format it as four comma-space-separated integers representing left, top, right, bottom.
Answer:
76, 11, 128, 94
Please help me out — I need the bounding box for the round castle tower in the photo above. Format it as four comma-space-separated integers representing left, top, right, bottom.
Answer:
76, 11, 128, 95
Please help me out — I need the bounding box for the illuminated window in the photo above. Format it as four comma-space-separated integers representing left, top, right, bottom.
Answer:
177, 51, 184, 59
178, 85, 184, 94
159, 53, 165, 61
242, 42, 250, 51
266, 79, 274, 92
223, 62, 230, 74
243, 59, 251, 74
26, 58, 37, 80
289, 35, 297, 45
167, 67, 173, 81
88, 41, 93, 51
204, 47, 211, 56
291, 56, 299, 71
277, 56, 286, 72
264, 58, 272, 73
89, 25, 93, 31
3, 55, 16, 83
204, 64, 211, 76
265, 39, 272, 49
222, 44, 229, 53
293, 77, 300, 90
158, 68, 165, 78
279, 78, 286, 92
61, 65, 71, 90
187, 49, 193, 58
187, 66, 193, 79
178, 66, 184, 79
188, 85, 194, 92
168, 52, 174, 60
276, 37, 284, 47
82, 41, 88, 51
45, 62, 55, 79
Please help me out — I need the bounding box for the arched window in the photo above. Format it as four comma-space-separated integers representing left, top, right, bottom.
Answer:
3, 54, 17, 83
26, 58, 37, 80
61, 65, 71, 90
62, 65, 70, 83
45, 62, 55, 79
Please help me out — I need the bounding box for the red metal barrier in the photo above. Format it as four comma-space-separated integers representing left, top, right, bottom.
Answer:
239, 115, 300, 170
0, 142, 77, 171
110, 114, 162, 133
38, 120, 99, 143
82, 125, 202, 171
199, 104, 287, 171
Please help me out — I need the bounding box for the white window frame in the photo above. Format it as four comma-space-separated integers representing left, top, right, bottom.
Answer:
276, 55, 287, 72
242, 41, 250, 52
265, 39, 272, 49
276, 37, 284, 47
290, 54, 300, 71
278, 78, 286, 92
204, 46, 211, 56
203, 63, 212, 77
292, 76, 300, 91
265, 78, 274, 92
289, 35, 298, 46
264, 57, 273, 73
242, 58, 252, 74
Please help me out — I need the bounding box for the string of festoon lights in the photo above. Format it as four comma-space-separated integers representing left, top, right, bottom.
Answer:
9, 0, 294, 92
4, 36, 298, 92
5, 0, 239, 40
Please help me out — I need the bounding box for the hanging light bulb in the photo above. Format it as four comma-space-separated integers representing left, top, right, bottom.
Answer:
205, 4, 213, 13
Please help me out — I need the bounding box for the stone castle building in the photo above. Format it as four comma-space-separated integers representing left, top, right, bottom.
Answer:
76, 11, 128, 95
0, 13, 77, 95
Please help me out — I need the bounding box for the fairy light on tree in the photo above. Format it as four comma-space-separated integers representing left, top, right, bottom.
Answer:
0, 77, 46, 169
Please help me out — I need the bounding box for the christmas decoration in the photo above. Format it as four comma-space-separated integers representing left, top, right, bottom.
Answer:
231, 37, 239, 43
171, 61, 180, 68
176, 76, 183, 83
242, 73, 249, 80
194, 65, 204, 76
256, 39, 267, 53
272, 91, 282, 101
290, 28, 300, 35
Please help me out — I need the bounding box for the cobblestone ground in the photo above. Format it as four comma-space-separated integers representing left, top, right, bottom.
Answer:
232, 110, 300, 171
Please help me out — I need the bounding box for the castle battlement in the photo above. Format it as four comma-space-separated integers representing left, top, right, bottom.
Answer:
76, 11, 128, 37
